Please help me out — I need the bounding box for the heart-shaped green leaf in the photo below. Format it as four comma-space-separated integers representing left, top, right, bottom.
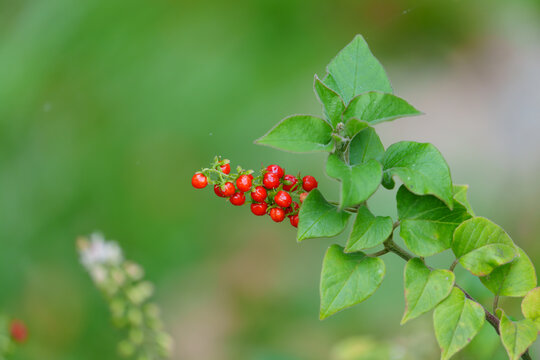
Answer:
433, 288, 485, 360
343, 91, 422, 125
349, 127, 385, 165
326, 154, 382, 209
498, 310, 538, 360
297, 189, 351, 242
256, 115, 333, 153
324, 35, 392, 104
401, 258, 455, 324
397, 186, 472, 257
382, 141, 453, 208
345, 206, 393, 252
320, 244, 385, 319
453, 184, 475, 216
521, 287, 540, 330
314, 76, 345, 128
480, 247, 537, 297
452, 217, 518, 276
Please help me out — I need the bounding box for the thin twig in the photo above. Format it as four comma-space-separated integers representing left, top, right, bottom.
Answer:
493, 295, 499, 314
449, 258, 459, 272
367, 248, 390, 257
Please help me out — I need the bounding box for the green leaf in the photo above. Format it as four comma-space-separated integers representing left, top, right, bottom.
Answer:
433, 288, 485, 360
397, 186, 472, 257
297, 189, 351, 242
344, 118, 370, 138
349, 127, 385, 165
343, 92, 422, 125
324, 35, 392, 104
521, 287, 540, 330
314, 76, 345, 128
452, 217, 518, 276
480, 247, 537, 297
498, 310, 538, 360
382, 141, 453, 208
326, 154, 382, 209
453, 184, 475, 216
256, 115, 333, 153
345, 206, 393, 252
401, 258, 455, 324
320, 244, 385, 319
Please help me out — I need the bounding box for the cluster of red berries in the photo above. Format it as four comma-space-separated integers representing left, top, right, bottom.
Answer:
191, 157, 318, 227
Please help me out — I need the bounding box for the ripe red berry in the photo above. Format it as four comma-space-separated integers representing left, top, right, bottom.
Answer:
236, 174, 252, 192
215, 182, 235, 197
299, 192, 309, 203
229, 192, 246, 206
214, 184, 225, 197
282, 174, 298, 191
302, 176, 318, 192
221, 182, 235, 197
191, 173, 208, 189
251, 202, 268, 216
284, 201, 299, 215
266, 164, 284, 179
289, 214, 299, 228
251, 186, 267, 202
263, 172, 280, 189
10, 320, 27, 343
270, 207, 286, 222
274, 190, 292, 208
220, 163, 231, 174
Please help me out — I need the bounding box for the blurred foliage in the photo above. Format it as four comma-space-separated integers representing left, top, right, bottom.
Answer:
0, 0, 539, 359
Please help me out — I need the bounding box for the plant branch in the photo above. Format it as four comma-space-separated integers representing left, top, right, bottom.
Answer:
367, 248, 390, 257
382, 236, 532, 360
493, 295, 499, 314
449, 258, 459, 272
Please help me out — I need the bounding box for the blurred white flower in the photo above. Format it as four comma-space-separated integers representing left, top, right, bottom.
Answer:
77, 232, 172, 359
79, 233, 123, 268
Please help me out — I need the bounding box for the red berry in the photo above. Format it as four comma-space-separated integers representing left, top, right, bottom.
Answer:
284, 201, 299, 215
221, 182, 235, 197
251, 186, 267, 202
282, 174, 298, 191
266, 164, 284, 179
269, 207, 286, 222
191, 173, 208, 189
220, 163, 231, 174
299, 192, 309, 203
263, 173, 280, 189
214, 185, 225, 197
215, 182, 235, 197
10, 320, 27, 343
274, 190, 292, 208
251, 202, 268, 216
302, 176, 318, 192
236, 174, 252, 192
289, 214, 299, 228
229, 192, 246, 206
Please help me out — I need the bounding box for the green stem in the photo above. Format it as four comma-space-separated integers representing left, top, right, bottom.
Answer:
449, 258, 459, 272
493, 295, 499, 314
367, 248, 390, 257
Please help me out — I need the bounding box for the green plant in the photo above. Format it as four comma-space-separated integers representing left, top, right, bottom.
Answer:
193, 35, 539, 360
77, 233, 173, 360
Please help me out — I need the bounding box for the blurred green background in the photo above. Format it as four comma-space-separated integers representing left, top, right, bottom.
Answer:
1, 0, 539, 359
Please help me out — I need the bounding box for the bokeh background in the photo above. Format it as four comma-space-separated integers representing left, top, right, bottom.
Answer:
1, 0, 539, 359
